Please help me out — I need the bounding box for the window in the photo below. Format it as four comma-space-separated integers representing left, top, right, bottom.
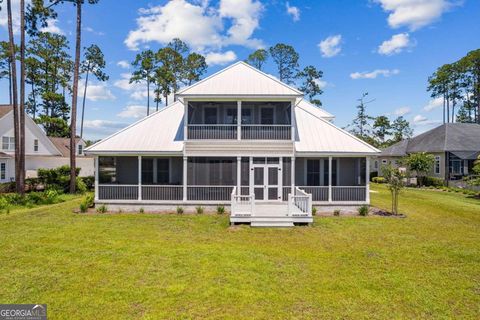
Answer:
142, 158, 154, 184
374, 160, 378, 170
307, 159, 320, 186
99, 157, 116, 184
78, 144, 83, 155
434, 156, 440, 174
157, 159, 169, 184
0, 162, 5, 180
260, 107, 274, 124
225, 108, 237, 124
33, 139, 39, 152
381, 159, 387, 165
2, 136, 14, 150
204, 107, 218, 124
241, 108, 252, 124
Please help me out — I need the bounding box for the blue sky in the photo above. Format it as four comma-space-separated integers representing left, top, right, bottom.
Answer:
1, 0, 479, 140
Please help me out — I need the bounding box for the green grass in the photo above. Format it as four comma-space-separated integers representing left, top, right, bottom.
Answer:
0, 186, 479, 319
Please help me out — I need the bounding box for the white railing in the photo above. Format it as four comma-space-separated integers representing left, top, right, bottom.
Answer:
282, 186, 291, 201
188, 125, 237, 139
231, 186, 255, 216
288, 187, 312, 216
298, 186, 329, 202
98, 184, 138, 200
332, 186, 367, 202
241, 125, 291, 140
187, 185, 235, 201
142, 185, 183, 201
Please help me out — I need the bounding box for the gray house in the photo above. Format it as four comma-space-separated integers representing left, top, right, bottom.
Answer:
375, 123, 480, 181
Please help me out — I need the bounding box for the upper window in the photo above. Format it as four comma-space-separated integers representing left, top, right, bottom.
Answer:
78, 144, 83, 155
34, 139, 39, 152
2, 136, 14, 150
434, 156, 440, 174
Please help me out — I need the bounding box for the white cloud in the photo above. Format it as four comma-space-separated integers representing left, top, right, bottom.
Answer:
78, 82, 115, 102
39, 19, 64, 35
125, 0, 263, 51
350, 69, 400, 79
205, 51, 237, 66
423, 97, 443, 111
378, 33, 412, 55
412, 114, 441, 126
314, 79, 328, 89
117, 105, 148, 119
83, 120, 129, 137
113, 73, 149, 101
394, 106, 411, 116
374, 0, 454, 31
286, 2, 300, 22
84, 26, 105, 36
0, 0, 31, 34
318, 35, 342, 58
117, 60, 130, 69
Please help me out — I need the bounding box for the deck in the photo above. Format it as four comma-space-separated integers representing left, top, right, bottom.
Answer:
230, 202, 313, 227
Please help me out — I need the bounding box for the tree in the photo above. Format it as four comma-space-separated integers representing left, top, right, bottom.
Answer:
80, 44, 108, 138
428, 64, 451, 123
297, 65, 323, 106
462, 49, 480, 124
166, 38, 188, 97
404, 152, 435, 186
183, 52, 207, 86
381, 164, 405, 215
349, 92, 374, 139
245, 49, 268, 70
0, 41, 14, 104
391, 116, 413, 143
372, 116, 391, 146
130, 50, 155, 116
154, 47, 181, 108
269, 43, 299, 84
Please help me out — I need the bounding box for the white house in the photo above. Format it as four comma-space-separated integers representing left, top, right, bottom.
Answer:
0, 105, 94, 183
86, 62, 380, 226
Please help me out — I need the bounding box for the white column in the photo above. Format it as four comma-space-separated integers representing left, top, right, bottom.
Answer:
237, 101, 241, 140
366, 157, 370, 204
184, 99, 188, 140
291, 99, 296, 141
328, 156, 332, 203
237, 156, 241, 194
183, 156, 188, 201
94, 156, 99, 201
138, 156, 142, 201
279, 157, 283, 200
291, 157, 295, 193
249, 157, 253, 196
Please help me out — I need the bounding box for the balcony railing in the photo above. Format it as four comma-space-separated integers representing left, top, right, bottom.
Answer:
99, 184, 138, 200
332, 186, 366, 202
241, 125, 291, 140
142, 185, 183, 201
298, 186, 329, 202
188, 125, 237, 140
187, 124, 291, 140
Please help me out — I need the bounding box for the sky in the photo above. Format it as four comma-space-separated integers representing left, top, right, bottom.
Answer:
1, 0, 479, 140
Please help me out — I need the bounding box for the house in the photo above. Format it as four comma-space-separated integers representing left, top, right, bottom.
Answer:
85, 62, 380, 226
375, 123, 480, 181
0, 104, 94, 183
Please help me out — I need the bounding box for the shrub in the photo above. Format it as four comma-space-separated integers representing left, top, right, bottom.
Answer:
372, 177, 386, 184
423, 176, 445, 187
358, 205, 369, 216
139, 208, 144, 213
0, 197, 9, 212
25, 178, 41, 191
75, 177, 87, 194
312, 206, 317, 216
84, 194, 94, 208
196, 206, 204, 214
333, 209, 340, 216
0, 182, 15, 194
216, 206, 225, 215
79, 202, 88, 213
96, 204, 107, 213
81, 176, 95, 190
38, 166, 81, 193
176, 206, 184, 214
44, 189, 60, 204
370, 171, 378, 180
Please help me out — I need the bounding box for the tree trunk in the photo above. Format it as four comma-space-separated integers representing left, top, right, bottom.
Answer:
80, 67, 90, 138
6, 0, 21, 194
31, 81, 37, 119
147, 79, 150, 116
69, 0, 82, 194
19, 0, 26, 195
446, 92, 450, 123
8, 58, 12, 105
442, 95, 446, 124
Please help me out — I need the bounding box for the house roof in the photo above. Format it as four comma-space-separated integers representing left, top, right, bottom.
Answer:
0, 105, 13, 119
177, 62, 303, 97
380, 123, 480, 158
0, 152, 12, 158
85, 101, 184, 154
294, 103, 380, 154
296, 99, 334, 121
48, 137, 83, 157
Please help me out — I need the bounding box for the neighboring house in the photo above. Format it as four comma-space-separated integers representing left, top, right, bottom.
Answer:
375, 123, 480, 181
86, 62, 379, 226
0, 105, 94, 183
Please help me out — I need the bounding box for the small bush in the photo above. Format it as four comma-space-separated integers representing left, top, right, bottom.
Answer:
372, 177, 386, 184
0, 197, 9, 212
216, 206, 225, 215
79, 202, 88, 213
84, 194, 94, 208
176, 206, 184, 214
333, 209, 340, 216
358, 205, 369, 216
312, 207, 317, 216
75, 177, 87, 194
44, 189, 60, 204
139, 208, 144, 213
196, 206, 204, 214
423, 176, 445, 187
81, 176, 95, 190
96, 204, 107, 213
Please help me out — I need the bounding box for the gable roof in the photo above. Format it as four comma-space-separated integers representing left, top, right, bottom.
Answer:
380, 123, 480, 157
294, 103, 380, 154
85, 101, 184, 154
49, 137, 84, 157
0, 105, 13, 119
177, 61, 303, 97
296, 99, 334, 121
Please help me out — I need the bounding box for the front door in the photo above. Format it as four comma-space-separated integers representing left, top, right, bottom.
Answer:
251, 158, 282, 201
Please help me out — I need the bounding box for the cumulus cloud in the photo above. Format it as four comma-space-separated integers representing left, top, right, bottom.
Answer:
314, 79, 328, 89
117, 60, 131, 69
350, 69, 400, 79
117, 105, 148, 119
84, 26, 105, 36
83, 120, 129, 137
39, 18, 64, 35
286, 2, 300, 22
78, 83, 115, 102
318, 35, 342, 58
413, 114, 428, 124
394, 106, 411, 116
374, 0, 454, 31
378, 33, 412, 55
125, 0, 263, 52
205, 51, 237, 66
0, 0, 31, 33
423, 97, 443, 111
113, 73, 149, 101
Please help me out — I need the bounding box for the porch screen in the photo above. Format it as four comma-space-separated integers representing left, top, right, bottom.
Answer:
188, 157, 236, 185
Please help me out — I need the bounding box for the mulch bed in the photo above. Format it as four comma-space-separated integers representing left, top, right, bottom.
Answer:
370, 207, 406, 218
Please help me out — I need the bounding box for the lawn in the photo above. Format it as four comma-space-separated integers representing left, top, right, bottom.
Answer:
0, 186, 479, 319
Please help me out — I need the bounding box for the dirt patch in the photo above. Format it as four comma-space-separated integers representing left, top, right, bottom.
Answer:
370, 207, 406, 218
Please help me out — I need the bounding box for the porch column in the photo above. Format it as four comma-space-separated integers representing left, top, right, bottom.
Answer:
291, 99, 296, 141
237, 101, 241, 140
291, 157, 295, 193
183, 156, 188, 201
366, 157, 370, 204
94, 156, 99, 201
138, 156, 142, 201
237, 156, 241, 194
249, 157, 253, 196
328, 156, 332, 203
184, 99, 188, 140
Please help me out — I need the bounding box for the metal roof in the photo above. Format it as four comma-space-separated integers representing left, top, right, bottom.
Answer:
177, 61, 303, 97
296, 99, 334, 121
0, 105, 13, 119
